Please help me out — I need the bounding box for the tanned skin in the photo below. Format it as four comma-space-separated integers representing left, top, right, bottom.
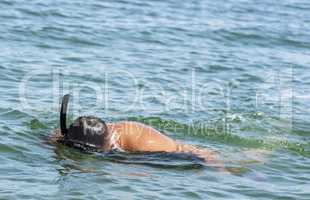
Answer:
107, 121, 218, 163
51, 121, 221, 166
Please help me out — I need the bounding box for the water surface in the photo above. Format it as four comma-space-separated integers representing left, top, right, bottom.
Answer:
0, 0, 310, 199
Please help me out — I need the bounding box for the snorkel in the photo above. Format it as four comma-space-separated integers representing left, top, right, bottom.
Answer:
60, 94, 70, 137
59, 94, 109, 152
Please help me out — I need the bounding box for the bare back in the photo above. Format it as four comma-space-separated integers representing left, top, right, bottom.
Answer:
108, 121, 178, 152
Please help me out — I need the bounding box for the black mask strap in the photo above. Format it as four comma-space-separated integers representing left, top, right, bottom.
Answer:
60, 94, 70, 136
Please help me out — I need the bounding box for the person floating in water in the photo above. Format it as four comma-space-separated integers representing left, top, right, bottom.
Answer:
50, 94, 220, 165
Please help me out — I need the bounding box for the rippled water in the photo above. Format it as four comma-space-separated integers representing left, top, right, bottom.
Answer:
1, 0, 310, 199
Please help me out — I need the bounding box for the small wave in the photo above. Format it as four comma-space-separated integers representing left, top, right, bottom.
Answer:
16, 7, 69, 18
0, 109, 33, 120
214, 29, 267, 45
278, 37, 310, 49
61, 56, 86, 63
47, 34, 105, 47
35, 43, 62, 50
0, 0, 14, 6
0, 143, 22, 154
285, 3, 310, 11
213, 28, 310, 49
237, 73, 265, 83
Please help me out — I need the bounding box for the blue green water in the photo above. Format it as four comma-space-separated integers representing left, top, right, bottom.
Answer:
0, 0, 310, 199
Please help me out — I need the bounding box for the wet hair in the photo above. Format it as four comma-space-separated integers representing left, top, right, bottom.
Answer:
62, 116, 111, 152
59, 94, 111, 152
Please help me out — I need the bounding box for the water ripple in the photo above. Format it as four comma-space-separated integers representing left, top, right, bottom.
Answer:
0, 0, 309, 199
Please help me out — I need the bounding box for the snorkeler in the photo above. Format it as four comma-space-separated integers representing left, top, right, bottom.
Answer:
50, 94, 218, 164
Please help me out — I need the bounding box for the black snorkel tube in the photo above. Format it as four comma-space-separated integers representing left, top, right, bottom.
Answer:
59, 94, 108, 152
60, 94, 70, 137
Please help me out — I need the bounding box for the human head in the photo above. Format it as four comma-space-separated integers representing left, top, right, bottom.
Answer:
62, 116, 112, 152
59, 94, 112, 152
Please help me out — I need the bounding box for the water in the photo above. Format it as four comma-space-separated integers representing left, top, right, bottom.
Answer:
0, 0, 310, 199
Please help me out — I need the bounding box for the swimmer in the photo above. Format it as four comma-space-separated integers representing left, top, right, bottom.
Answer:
50, 95, 221, 166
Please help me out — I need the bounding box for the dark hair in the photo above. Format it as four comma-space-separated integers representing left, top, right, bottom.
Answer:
62, 116, 111, 152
